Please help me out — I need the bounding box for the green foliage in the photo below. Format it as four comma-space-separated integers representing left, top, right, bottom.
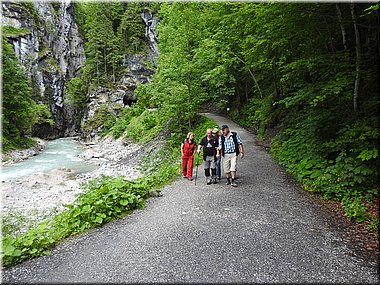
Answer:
82, 104, 116, 135
123, 109, 162, 143
4, 1, 378, 266
2, 102, 216, 267
147, 2, 378, 227
134, 2, 215, 129
271, 111, 379, 223
106, 105, 135, 135
2, 173, 162, 267
32, 104, 55, 126
2, 26, 31, 37
118, 2, 147, 54
76, 2, 150, 88
81, 1, 378, 229
66, 77, 87, 107
107, 105, 143, 138
57, 176, 149, 234
234, 96, 274, 139
1, 38, 44, 150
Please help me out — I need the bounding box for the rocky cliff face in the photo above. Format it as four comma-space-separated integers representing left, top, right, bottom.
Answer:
2, 1, 85, 139
81, 9, 159, 139
3, 2, 159, 140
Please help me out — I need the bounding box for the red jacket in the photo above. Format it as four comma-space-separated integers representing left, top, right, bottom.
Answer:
182, 139, 196, 157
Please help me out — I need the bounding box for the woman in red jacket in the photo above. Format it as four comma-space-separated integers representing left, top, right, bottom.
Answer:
181, 132, 196, 181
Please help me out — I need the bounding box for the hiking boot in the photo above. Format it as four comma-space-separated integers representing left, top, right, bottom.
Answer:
226, 178, 231, 185
217, 177, 221, 181
207, 178, 212, 185
212, 178, 217, 184
188, 177, 193, 181
183, 175, 187, 179
231, 179, 238, 187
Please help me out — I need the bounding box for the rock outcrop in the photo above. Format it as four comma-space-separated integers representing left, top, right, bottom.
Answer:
2, 1, 85, 138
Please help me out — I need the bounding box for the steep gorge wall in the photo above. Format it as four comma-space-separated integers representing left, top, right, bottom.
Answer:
2, 1, 85, 138
3, 2, 159, 140
81, 9, 159, 139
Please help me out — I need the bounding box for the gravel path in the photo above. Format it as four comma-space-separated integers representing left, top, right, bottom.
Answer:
2, 113, 378, 283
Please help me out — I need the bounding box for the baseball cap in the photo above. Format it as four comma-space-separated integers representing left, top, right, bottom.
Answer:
212, 128, 219, 134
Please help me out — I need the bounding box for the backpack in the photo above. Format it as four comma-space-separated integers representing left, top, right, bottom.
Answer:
220, 131, 240, 156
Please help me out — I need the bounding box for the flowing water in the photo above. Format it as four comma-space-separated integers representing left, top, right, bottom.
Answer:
1, 138, 97, 181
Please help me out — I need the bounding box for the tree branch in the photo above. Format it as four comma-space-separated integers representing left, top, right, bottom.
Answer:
234, 55, 263, 99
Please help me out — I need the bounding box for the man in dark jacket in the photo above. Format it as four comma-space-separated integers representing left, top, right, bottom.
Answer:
197, 128, 218, 184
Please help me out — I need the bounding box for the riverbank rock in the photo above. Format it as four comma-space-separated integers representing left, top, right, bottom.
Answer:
78, 135, 142, 180
2, 168, 81, 213
1, 138, 48, 166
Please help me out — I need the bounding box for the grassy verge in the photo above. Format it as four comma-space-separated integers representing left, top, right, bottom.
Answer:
1, 114, 217, 268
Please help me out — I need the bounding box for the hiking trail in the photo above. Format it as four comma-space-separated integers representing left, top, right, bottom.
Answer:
2, 113, 378, 283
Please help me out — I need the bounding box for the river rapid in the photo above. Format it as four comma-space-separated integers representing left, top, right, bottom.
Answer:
1, 138, 97, 181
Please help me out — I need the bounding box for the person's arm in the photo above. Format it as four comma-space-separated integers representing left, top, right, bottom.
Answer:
193, 142, 197, 157
197, 138, 205, 154
217, 136, 222, 151
213, 139, 219, 157
197, 144, 202, 154
239, 144, 244, 159
236, 134, 244, 159
181, 142, 184, 156
216, 137, 222, 156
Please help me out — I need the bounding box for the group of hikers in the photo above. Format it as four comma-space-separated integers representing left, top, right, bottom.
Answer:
181, 124, 244, 187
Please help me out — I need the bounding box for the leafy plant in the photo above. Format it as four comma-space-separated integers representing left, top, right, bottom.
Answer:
2, 176, 155, 267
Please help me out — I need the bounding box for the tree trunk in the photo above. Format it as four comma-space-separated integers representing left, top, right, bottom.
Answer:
234, 55, 263, 98
323, 15, 335, 52
245, 76, 249, 103
187, 73, 191, 129
335, 3, 347, 51
104, 45, 107, 76
273, 61, 281, 100
351, 3, 361, 112
96, 49, 99, 86
112, 45, 116, 83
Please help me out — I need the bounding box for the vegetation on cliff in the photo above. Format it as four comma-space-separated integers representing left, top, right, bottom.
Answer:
72, 1, 154, 92
1, 38, 53, 151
